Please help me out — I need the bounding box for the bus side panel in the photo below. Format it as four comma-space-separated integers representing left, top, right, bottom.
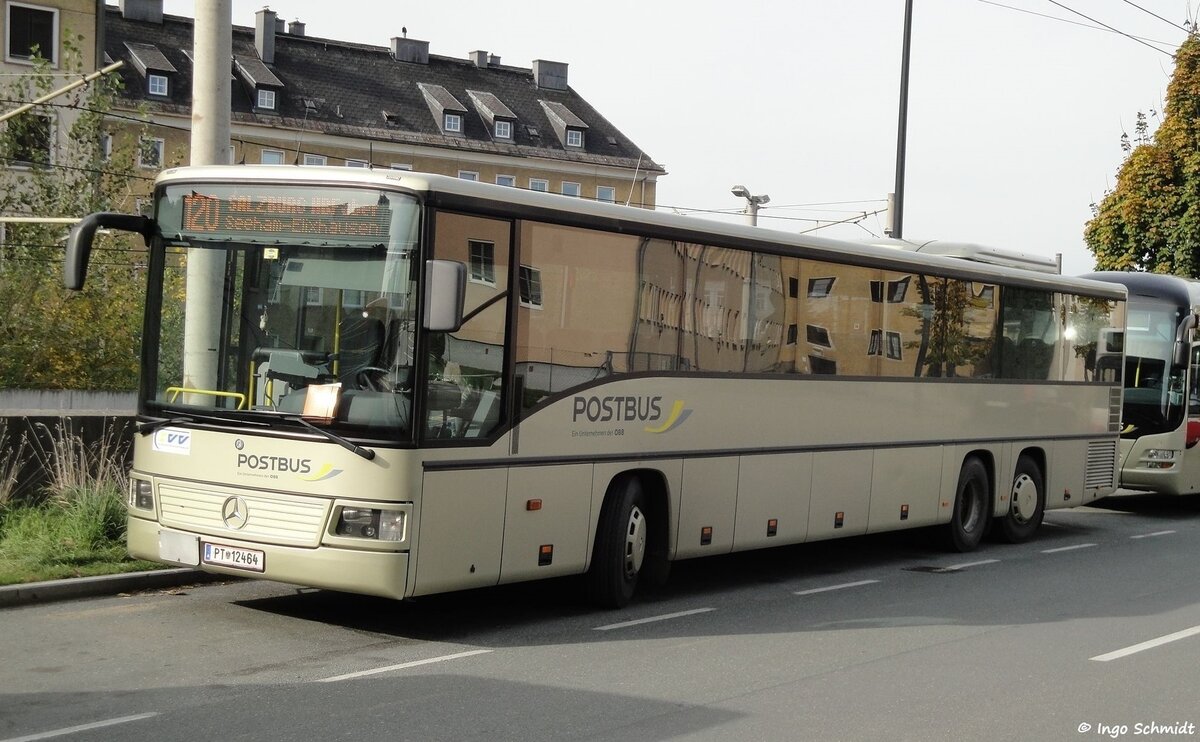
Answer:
867, 447, 943, 532
675, 458, 738, 558
807, 450, 872, 541
412, 468, 508, 596
498, 464, 593, 584
1048, 439, 1086, 510
732, 453, 813, 552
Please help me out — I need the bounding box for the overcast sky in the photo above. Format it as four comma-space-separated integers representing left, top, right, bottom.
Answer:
161, 0, 1194, 276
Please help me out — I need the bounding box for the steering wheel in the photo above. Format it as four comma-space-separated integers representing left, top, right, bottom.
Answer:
354, 366, 393, 392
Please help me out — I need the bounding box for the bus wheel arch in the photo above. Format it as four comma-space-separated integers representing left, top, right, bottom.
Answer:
995, 450, 1045, 543
586, 470, 670, 608
944, 453, 992, 552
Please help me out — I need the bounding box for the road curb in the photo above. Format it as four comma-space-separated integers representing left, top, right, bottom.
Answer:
0, 568, 229, 608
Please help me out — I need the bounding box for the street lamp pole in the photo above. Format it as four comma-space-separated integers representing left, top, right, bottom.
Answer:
889, 0, 914, 239
731, 185, 770, 227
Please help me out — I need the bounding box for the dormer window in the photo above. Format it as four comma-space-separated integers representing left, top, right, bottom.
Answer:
148, 74, 168, 96
495, 120, 512, 140
538, 99, 590, 151
566, 129, 583, 148
257, 88, 276, 110
444, 113, 462, 133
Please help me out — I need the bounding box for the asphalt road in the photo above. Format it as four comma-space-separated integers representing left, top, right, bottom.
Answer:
3, 492, 1200, 742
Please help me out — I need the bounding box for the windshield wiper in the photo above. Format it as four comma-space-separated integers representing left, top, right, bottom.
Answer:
284, 415, 376, 460
138, 412, 270, 436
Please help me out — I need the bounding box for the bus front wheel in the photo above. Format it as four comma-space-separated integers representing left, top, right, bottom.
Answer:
586, 475, 647, 609
995, 455, 1044, 543
944, 457, 990, 552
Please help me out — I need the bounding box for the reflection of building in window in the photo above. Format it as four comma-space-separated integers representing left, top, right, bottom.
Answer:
304, 286, 323, 305
787, 324, 798, 344
973, 284, 995, 307
342, 289, 366, 308
809, 355, 837, 374
871, 276, 911, 303
808, 277, 835, 298
469, 240, 495, 284
869, 329, 883, 356
789, 277, 799, 298
886, 331, 903, 360
519, 265, 542, 308
806, 324, 832, 348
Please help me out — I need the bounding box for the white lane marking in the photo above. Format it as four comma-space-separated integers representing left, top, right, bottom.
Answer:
937, 559, 1000, 572
1, 713, 158, 742
1041, 543, 1097, 554
794, 579, 880, 596
1091, 625, 1200, 662
1131, 530, 1177, 539
318, 649, 493, 683
593, 607, 715, 631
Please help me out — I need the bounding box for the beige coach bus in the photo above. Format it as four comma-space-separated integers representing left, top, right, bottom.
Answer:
65, 166, 1126, 608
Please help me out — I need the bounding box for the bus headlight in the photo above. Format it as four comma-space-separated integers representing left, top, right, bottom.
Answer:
1142, 449, 1179, 469
334, 507, 407, 542
129, 478, 154, 511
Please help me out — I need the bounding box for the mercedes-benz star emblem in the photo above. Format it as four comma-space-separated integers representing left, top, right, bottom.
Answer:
221, 496, 249, 529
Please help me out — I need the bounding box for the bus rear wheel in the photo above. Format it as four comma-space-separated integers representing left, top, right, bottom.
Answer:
995, 455, 1044, 543
944, 457, 990, 552
586, 475, 647, 609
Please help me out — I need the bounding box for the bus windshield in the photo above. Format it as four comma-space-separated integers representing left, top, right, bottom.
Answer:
150, 183, 421, 439
1122, 296, 1186, 439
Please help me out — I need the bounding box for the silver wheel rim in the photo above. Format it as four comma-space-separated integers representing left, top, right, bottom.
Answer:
1011, 473, 1037, 524
623, 505, 647, 579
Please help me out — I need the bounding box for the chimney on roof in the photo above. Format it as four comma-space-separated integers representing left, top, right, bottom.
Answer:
488, 53, 501, 66
255, 7, 276, 65
274, 16, 285, 34
532, 59, 568, 90
120, 0, 163, 23
391, 35, 429, 64
289, 19, 306, 36
470, 50, 488, 68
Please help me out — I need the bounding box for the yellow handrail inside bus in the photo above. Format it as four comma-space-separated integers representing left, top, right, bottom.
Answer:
165, 387, 247, 410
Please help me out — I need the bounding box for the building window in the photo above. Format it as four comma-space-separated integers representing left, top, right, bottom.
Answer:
345, 159, 369, 168
444, 113, 462, 133
148, 73, 168, 97
302, 153, 326, 166
257, 88, 276, 110
809, 356, 837, 375
561, 181, 581, 197
469, 240, 495, 285
261, 149, 285, 165
786, 324, 798, 345
458, 170, 479, 181
304, 287, 323, 306
390, 163, 413, 170
6, 2, 57, 65
807, 277, 835, 298
868, 329, 883, 356
596, 185, 616, 203
566, 129, 583, 148
887, 276, 910, 303
8, 113, 51, 167
806, 325, 832, 348
519, 265, 543, 308
496, 174, 516, 187
494, 120, 512, 139
886, 331, 903, 360
138, 136, 164, 169
788, 277, 799, 298
529, 178, 549, 192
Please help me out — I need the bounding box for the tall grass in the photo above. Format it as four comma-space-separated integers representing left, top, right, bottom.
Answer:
0, 420, 30, 506
28, 418, 131, 505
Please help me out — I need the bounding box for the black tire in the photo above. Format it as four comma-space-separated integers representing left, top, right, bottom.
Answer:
586, 476, 648, 609
995, 455, 1045, 543
944, 457, 990, 552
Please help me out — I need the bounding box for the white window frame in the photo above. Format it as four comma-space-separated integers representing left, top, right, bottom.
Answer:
256, 88, 276, 110
495, 174, 516, 187
519, 265, 543, 309
458, 170, 479, 181
469, 240, 496, 286
529, 178, 549, 192
304, 287, 323, 306
302, 153, 327, 166
5, 2, 58, 66
561, 181, 581, 198
137, 136, 164, 169
596, 185, 616, 203
260, 148, 285, 165
565, 129, 583, 148
494, 120, 512, 139
345, 159, 369, 168
148, 73, 168, 97
444, 112, 462, 133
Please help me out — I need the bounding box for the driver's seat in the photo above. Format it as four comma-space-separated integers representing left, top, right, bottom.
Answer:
337, 316, 385, 384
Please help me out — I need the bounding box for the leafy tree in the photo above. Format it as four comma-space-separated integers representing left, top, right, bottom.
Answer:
1086, 31, 1200, 275
0, 34, 153, 390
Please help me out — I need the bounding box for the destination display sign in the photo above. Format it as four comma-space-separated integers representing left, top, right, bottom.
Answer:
181, 192, 391, 241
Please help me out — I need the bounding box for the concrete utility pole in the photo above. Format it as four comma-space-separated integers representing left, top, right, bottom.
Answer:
889, 0, 914, 239
182, 0, 232, 401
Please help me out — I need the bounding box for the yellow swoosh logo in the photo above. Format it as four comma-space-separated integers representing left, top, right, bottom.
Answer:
644, 400, 686, 434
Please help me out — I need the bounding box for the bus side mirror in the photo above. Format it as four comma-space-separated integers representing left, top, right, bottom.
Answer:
1174, 315, 1198, 368
64, 213, 154, 290
423, 260, 466, 332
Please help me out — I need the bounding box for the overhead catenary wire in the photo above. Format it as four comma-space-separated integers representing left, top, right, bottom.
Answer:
1120, 0, 1192, 35
1043, 0, 1177, 56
